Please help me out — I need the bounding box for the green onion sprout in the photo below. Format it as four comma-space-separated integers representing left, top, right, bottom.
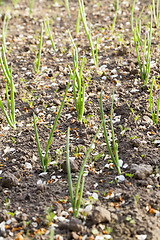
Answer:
66, 122, 102, 217
131, 0, 152, 85
149, 77, 160, 125
33, 75, 71, 172
100, 90, 121, 174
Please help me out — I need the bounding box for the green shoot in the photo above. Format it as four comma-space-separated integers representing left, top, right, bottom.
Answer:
76, 10, 81, 35
111, 0, 119, 34
0, 17, 15, 129
44, 17, 56, 52
0, 75, 15, 129
33, 75, 71, 172
29, 0, 34, 18
100, 90, 121, 174
45, 205, 55, 225
8, 211, 16, 217
133, 193, 140, 205
33, 23, 43, 74
131, 0, 152, 85
68, 32, 86, 123
78, 0, 98, 67
126, 102, 140, 123
65, 0, 71, 17
0, 45, 12, 88
49, 229, 54, 240
4, 198, 10, 209
2, 13, 9, 54
66, 123, 102, 217
149, 77, 160, 124
152, 0, 160, 28
12, 0, 19, 7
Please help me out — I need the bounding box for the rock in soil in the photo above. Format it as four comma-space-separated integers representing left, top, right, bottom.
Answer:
0, 210, 10, 222
59, 217, 84, 232
131, 164, 153, 180
90, 206, 111, 224
1, 172, 19, 188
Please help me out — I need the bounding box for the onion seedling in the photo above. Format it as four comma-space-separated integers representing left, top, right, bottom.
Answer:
33, 76, 71, 172
152, 0, 160, 28
44, 17, 56, 52
0, 72, 15, 129
111, 0, 119, 34
78, 0, 98, 67
66, 123, 102, 218
131, 0, 152, 85
100, 90, 121, 175
12, 0, 19, 7
0, 17, 15, 128
0, 45, 12, 88
76, 10, 81, 35
149, 77, 160, 125
1, 13, 13, 88
65, 0, 71, 17
0, 51, 15, 128
29, 0, 34, 18
68, 32, 86, 123
2, 13, 9, 49
33, 23, 43, 74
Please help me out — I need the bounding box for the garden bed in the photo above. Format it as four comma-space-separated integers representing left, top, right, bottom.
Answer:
0, 0, 160, 239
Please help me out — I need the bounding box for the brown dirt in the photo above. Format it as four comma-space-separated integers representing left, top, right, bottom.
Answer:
0, 0, 160, 239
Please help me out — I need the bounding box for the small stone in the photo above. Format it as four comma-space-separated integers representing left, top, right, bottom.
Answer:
72, 232, 79, 240
147, 178, 154, 185
143, 116, 152, 125
57, 204, 64, 216
24, 162, 32, 170
53, 99, 61, 105
61, 160, 78, 173
56, 65, 63, 72
0, 210, 10, 222
68, 217, 84, 232
59, 83, 66, 90
91, 206, 111, 224
1, 172, 18, 188
21, 213, 28, 221
131, 164, 153, 180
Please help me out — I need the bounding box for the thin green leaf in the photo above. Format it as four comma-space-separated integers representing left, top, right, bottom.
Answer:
33, 113, 44, 170
74, 122, 102, 211
44, 74, 71, 170
66, 127, 75, 211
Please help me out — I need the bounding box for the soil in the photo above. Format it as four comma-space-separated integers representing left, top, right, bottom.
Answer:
0, 0, 160, 239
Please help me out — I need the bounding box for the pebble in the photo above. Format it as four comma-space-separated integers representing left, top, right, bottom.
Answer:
68, 217, 84, 232
72, 232, 79, 240
143, 116, 153, 125
1, 172, 19, 188
53, 99, 61, 105
59, 217, 84, 232
131, 164, 153, 180
0, 210, 10, 222
24, 162, 32, 170
61, 160, 78, 173
91, 206, 111, 224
